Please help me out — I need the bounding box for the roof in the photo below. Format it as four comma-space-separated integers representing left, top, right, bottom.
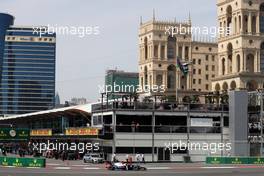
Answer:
0, 103, 93, 121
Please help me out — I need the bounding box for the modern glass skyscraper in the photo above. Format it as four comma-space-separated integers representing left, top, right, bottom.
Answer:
0, 13, 56, 115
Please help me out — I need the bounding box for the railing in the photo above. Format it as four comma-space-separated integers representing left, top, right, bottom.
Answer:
100, 125, 221, 134
92, 102, 228, 113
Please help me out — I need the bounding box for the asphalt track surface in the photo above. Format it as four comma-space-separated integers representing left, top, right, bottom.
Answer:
1, 162, 264, 176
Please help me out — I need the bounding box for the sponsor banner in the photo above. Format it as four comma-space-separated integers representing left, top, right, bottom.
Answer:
30, 129, 52, 136
206, 157, 264, 164
225, 157, 248, 164
0, 157, 45, 167
0, 128, 29, 141
65, 127, 99, 136
206, 157, 225, 164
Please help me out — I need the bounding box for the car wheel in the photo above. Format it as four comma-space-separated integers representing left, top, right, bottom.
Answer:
83, 159, 87, 163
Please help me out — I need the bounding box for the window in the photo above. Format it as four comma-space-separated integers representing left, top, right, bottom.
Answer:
178, 46, 183, 58
161, 46, 165, 58
193, 59, 196, 64
167, 36, 176, 59
154, 45, 158, 57
206, 84, 209, 90
212, 74, 215, 78
193, 79, 196, 84
198, 69, 201, 74
206, 55, 209, 61
212, 55, 215, 61
193, 69, 196, 74
206, 74, 209, 80
198, 59, 201, 65
212, 65, 215, 71
199, 79, 201, 84
205, 65, 209, 71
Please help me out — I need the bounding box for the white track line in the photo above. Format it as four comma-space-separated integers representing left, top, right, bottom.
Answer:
147, 167, 170, 170
47, 163, 61, 166
83, 167, 100, 170
202, 166, 236, 169
54, 167, 71, 170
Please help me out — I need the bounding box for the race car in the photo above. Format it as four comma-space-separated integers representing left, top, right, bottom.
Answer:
105, 161, 147, 171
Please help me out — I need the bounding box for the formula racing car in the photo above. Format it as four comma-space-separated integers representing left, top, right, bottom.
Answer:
105, 161, 147, 171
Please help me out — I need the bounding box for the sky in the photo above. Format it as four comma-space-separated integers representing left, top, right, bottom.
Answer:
0, 0, 217, 103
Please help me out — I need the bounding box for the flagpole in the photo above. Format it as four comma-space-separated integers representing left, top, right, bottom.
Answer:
176, 68, 178, 103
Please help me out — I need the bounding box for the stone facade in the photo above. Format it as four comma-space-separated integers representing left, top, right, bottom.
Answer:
212, 0, 264, 91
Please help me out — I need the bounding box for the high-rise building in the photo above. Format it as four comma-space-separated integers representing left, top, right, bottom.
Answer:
212, 0, 264, 91
0, 13, 56, 115
70, 97, 87, 105
138, 15, 218, 99
105, 69, 139, 99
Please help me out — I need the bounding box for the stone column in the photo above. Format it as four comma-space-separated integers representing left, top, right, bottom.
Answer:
248, 12, 252, 34
256, 13, 260, 34
164, 72, 167, 89
240, 14, 244, 33
236, 14, 240, 34
232, 16, 236, 35
243, 51, 247, 71
158, 44, 161, 59
165, 45, 167, 59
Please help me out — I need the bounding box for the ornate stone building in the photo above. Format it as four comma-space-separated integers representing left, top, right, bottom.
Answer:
212, 0, 264, 92
138, 15, 218, 99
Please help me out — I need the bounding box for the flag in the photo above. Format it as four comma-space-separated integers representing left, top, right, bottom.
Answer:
177, 57, 189, 75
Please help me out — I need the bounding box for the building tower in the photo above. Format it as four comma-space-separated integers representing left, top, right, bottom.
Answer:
138, 15, 193, 98
0, 13, 56, 116
212, 0, 264, 92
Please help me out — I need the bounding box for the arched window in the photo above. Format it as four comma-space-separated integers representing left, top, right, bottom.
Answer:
236, 54, 241, 72
227, 43, 233, 73
144, 37, 148, 60
244, 15, 248, 33
239, 15, 242, 31
167, 36, 176, 59
252, 16, 256, 34
144, 66, 148, 85
167, 65, 176, 89
246, 54, 254, 72
230, 81, 237, 90
260, 42, 264, 72
156, 75, 163, 86
222, 82, 228, 91
246, 80, 258, 91
215, 83, 221, 91
222, 58, 226, 75
260, 3, 264, 33
226, 5, 232, 35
